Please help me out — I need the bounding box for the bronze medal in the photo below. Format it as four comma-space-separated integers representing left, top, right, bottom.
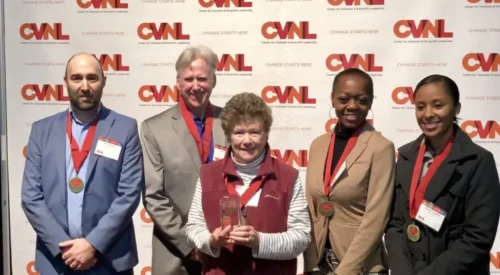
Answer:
318, 200, 335, 217
69, 177, 84, 194
407, 223, 421, 242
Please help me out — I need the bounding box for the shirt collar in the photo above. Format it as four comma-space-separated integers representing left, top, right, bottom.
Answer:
69, 103, 102, 126
421, 138, 439, 157
191, 110, 206, 123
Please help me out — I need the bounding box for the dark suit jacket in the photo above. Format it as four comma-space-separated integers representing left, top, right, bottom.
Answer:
385, 124, 500, 275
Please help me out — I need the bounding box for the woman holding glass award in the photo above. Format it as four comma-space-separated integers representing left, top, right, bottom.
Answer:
186, 92, 311, 275
303, 68, 396, 275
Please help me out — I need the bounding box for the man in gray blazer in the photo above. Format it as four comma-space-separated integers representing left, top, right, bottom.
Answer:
140, 45, 227, 275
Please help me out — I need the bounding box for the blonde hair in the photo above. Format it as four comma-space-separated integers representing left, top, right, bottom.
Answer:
175, 45, 217, 79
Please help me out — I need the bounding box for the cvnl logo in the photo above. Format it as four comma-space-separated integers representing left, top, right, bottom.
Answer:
462, 53, 499, 72
492, 252, 500, 270
261, 86, 316, 105
461, 120, 500, 139
26, 261, 39, 275
393, 19, 453, 39
326, 54, 383, 74
261, 21, 317, 40
138, 85, 179, 104
327, 0, 384, 6
93, 54, 130, 74
216, 54, 252, 74
271, 149, 308, 168
391, 87, 415, 106
137, 23, 190, 41
21, 84, 69, 102
141, 266, 152, 275
139, 208, 152, 224
19, 23, 70, 41
199, 0, 252, 8
76, 0, 128, 9
468, 0, 500, 3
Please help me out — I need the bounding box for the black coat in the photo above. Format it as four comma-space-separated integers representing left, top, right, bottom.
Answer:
385, 125, 500, 275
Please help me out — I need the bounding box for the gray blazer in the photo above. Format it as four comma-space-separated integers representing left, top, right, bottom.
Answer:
140, 104, 227, 275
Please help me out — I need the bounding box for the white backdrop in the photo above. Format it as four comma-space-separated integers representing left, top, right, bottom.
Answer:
3, 0, 500, 274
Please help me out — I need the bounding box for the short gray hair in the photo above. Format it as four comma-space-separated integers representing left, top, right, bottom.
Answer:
175, 45, 217, 78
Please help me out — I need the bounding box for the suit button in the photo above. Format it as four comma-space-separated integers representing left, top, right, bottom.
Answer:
422, 253, 427, 261
409, 249, 414, 256
406, 202, 409, 209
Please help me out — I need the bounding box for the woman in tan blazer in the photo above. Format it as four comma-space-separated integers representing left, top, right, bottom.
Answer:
303, 68, 396, 275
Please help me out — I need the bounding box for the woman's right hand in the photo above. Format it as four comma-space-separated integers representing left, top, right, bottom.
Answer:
209, 225, 233, 248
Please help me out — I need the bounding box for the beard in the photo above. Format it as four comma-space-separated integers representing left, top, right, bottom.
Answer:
68, 89, 102, 111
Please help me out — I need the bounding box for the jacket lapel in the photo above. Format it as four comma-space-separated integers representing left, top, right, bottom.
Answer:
397, 159, 413, 197
54, 111, 68, 192
171, 105, 202, 173
344, 124, 372, 171
86, 106, 114, 183
424, 128, 474, 202
212, 107, 228, 148
424, 162, 458, 202
331, 162, 347, 187
312, 134, 330, 194
330, 123, 372, 190
397, 137, 422, 197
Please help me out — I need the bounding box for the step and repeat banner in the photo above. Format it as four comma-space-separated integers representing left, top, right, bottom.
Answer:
3, 0, 500, 274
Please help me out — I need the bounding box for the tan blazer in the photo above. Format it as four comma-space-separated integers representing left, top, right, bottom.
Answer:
303, 123, 396, 275
140, 104, 228, 275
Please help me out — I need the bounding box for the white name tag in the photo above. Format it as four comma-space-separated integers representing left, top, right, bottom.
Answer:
94, 136, 122, 161
416, 200, 447, 232
213, 144, 227, 161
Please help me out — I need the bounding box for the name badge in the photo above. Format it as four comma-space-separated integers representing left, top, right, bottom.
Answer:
213, 144, 227, 161
415, 200, 447, 232
94, 136, 122, 161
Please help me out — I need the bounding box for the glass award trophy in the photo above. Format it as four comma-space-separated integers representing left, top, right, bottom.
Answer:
220, 195, 240, 227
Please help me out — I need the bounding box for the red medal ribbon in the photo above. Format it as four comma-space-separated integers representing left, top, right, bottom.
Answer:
66, 112, 99, 174
323, 122, 365, 195
409, 136, 453, 219
225, 175, 266, 208
179, 98, 214, 163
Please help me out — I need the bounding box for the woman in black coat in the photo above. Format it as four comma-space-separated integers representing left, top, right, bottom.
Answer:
385, 74, 500, 275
